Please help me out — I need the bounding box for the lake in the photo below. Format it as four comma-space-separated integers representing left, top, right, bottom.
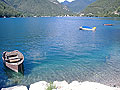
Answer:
0, 17, 120, 88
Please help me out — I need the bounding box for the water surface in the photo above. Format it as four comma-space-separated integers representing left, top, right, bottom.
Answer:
0, 17, 120, 88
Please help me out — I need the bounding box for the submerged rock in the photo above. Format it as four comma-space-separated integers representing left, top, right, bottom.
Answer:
1, 86, 28, 90
29, 81, 48, 90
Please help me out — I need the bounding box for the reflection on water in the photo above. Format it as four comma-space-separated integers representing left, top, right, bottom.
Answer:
97, 17, 120, 21
2, 64, 24, 88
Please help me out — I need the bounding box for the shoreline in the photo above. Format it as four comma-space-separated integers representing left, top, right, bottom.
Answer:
1, 16, 120, 18
2, 81, 120, 90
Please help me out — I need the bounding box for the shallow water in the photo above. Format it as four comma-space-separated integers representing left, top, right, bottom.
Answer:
0, 17, 120, 88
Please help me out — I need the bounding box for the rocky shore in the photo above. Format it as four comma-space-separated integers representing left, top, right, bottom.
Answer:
2, 81, 120, 90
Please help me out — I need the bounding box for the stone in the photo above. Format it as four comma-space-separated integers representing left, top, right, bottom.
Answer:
2, 81, 120, 90
1, 86, 28, 90
53, 81, 69, 90
78, 81, 120, 90
29, 81, 48, 90
68, 81, 81, 90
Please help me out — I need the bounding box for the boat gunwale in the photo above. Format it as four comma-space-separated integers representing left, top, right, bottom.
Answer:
2, 50, 24, 65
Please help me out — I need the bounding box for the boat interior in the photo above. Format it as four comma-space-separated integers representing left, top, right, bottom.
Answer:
3, 52, 23, 63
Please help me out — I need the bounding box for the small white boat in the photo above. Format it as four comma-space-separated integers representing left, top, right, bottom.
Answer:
79, 26, 96, 32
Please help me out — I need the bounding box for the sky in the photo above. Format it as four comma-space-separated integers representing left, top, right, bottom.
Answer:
57, 0, 75, 3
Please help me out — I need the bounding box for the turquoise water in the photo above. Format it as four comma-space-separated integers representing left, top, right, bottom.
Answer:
0, 17, 120, 88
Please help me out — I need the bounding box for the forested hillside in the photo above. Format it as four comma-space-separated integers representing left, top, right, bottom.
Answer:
0, 0, 22, 17
62, 0, 96, 13
82, 0, 120, 17
0, 0, 71, 17
0, 0, 120, 17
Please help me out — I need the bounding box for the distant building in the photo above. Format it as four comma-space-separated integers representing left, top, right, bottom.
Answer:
113, 10, 120, 15
79, 13, 85, 17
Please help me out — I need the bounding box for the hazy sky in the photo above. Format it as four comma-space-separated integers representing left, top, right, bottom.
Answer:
57, 0, 74, 3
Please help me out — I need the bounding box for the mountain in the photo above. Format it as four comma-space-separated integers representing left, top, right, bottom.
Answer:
1, 0, 71, 17
1, 0, 119, 17
61, 0, 71, 6
0, 0, 21, 17
82, 0, 120, 17
61, 0, 96, 13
